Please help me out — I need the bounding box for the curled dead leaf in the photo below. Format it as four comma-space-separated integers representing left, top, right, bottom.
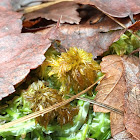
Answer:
24, 1, 81, 24
75, 0, 140, 18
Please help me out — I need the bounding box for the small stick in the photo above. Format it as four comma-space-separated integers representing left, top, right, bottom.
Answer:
68, 95, 124, 116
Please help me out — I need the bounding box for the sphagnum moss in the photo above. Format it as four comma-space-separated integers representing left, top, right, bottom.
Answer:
23, 80, 78, 127
46, 47, 101, 94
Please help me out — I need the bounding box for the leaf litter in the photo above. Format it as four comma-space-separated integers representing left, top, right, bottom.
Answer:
93, 55, 140, 139
0, 0, 140, 139
0, 1, 59, 99
24, 1, 81, 24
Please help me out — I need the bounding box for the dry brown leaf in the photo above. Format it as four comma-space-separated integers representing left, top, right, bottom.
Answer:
52, 25, 125, 58
110, 130, 137, 140
24, 1, 81, 24
75, 0, 140, 18
88, 15, 132, 31
93, 55, 140, 139
80, 6, 132, 31
0, 1, 58, 100
0, 7, 22, 38
128, 20, 140, 32
122, 56, 140, 140
23, 17, 42, 28
0, 27, 58, 100
93, 55, 126, 136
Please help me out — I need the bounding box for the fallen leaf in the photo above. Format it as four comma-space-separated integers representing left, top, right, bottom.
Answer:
24, 1, 81, 24
0, 28, 59, 100
78, 5, 140, 31
93, 55, 127, 136
110, 130, 136, 140
75, 0, 140, 18
55, 25, 125, 58
93, 55, 140, 139
0, 1, 58, 100
0, 7, 22, 38
128, 20, 140, 32
88, 15, 132, 31
23, 17, 42, 28
122, 56, 140, 140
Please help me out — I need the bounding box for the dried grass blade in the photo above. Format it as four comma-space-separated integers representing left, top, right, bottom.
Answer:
70, 96, 124, 115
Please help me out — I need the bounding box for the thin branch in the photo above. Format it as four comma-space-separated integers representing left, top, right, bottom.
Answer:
95, 7, 140, 42
68, 95, 124, 116
0, 75, 105, 131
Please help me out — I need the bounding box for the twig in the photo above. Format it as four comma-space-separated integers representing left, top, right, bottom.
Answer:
68, 95, 124, 116
0, 76, 105, 130
95, 7, 140, 41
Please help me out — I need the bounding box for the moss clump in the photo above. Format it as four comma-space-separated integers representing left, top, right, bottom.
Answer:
46, 47, 100, 94
23, 80, 78, 127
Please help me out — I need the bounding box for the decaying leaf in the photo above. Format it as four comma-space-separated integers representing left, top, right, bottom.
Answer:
0, 6, 22, 38
23, 17, 42, 28
122, 55, 140, 140
24, 1, 81, 24
79, 5, 134, 30
0, 28, 58, 100
129, 20, 140, 32
0, 1, 58, 100
55, 25, 125, 58
93, 55, 126, 136
93, 55, 140, 139
87, 15, 132, 31
110, 130, 136, 140
75, 0, 140, 18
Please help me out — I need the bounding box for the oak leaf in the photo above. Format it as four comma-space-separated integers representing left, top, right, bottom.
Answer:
110, 130, 136, 140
